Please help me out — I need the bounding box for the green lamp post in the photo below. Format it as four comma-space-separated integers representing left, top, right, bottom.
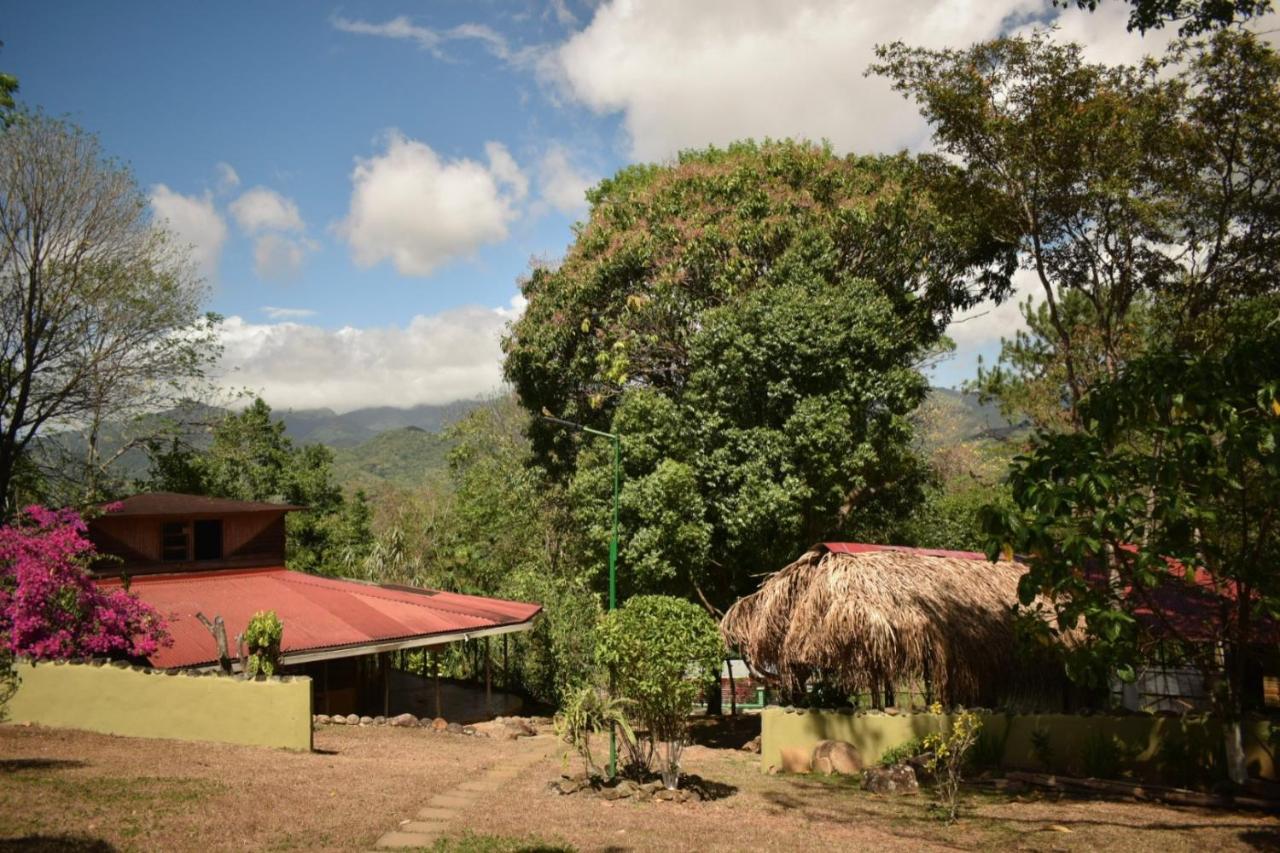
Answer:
541, 413, 620, 776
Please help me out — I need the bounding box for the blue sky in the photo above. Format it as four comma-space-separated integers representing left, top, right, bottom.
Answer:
2, 1, 1183, 411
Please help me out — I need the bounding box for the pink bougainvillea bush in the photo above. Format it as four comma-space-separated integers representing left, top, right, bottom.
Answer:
0, 505, 168, 661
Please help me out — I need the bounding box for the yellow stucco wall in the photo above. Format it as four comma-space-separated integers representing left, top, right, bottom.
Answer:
7, 660, 313, 751
761, 706, 1277, 781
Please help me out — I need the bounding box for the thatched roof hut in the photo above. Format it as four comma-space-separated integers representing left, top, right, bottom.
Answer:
721, 543, 1054, 705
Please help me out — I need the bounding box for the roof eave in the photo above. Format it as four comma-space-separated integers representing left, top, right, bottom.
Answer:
184, 614, 541, 671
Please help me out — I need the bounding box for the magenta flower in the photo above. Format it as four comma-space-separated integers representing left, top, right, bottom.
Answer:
0, 506, 169, 661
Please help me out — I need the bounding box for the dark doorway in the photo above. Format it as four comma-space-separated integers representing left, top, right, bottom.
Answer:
193, 520, 223, 561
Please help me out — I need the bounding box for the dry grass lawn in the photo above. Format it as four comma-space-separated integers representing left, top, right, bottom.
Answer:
0, 723, 529, 851
1, 721, 1277, 852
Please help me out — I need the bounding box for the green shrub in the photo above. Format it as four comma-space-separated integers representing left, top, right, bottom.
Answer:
1081, 732, 1127, 780
879, 738, 925, 767
241, 610, 284, 677
553, 686, 635, 778
1029, 728, 1054, 772
595, 595, 724, 789
968, 729, 1005, 770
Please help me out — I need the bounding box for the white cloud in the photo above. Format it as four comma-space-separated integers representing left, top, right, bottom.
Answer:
549, 0, 579, 27
262, 306, 317, 320
485, 141, 529, 201
253, 234, 316, 281
331, 15, 538, 64
548, 0, 1189, 161
945, 268, 1039, 350
215, 162, 240, 193
229, 186, 305, 234
339, 132, 525, 277
538, 145, 596, 215
217, 294, 526, 411
149, 185, 228, 282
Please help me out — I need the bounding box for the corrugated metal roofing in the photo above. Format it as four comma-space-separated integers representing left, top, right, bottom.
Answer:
98, 568, 541, 668
105, 492, 304, 517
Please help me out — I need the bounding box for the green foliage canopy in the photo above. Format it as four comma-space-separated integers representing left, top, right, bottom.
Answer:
505, 141, 1017, 605
1065, 0, 1273, 34
981, 313, 1280, 718
875, 31, 1280, 429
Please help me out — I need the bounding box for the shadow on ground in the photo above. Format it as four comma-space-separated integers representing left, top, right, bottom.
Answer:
1239, 828, 1280, 851
0, 759, 87, 773
0, 836, 116, 852
688, 715, 760, 750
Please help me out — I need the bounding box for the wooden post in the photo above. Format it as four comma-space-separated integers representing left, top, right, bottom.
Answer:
323, 659, 330, 715
484, 636, 493, 718
382, 652, 390, 717
727, 657, 737, 716
433, 650, 442, 719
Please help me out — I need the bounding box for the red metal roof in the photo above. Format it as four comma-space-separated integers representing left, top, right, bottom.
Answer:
98, 568, 541, 668
104, 492, 303, 517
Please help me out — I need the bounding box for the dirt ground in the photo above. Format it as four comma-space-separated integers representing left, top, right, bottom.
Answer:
0, 723, 528, 851
2, 721, 1277, 852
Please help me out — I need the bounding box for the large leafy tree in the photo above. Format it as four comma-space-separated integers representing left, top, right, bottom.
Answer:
982, 308, 1280, 783
0, 42, 17, 128
1066, 0, 1273, 34
874, 31, 1280, 429
504, 141, 1016, 607
0, 114, 216, 513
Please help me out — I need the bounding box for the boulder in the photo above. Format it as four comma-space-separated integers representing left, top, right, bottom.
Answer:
861, 764, 920, 795
446, 722, 464, 734
431, 717, 448, 732
329, 715, 346, 726
345, 714, 359, 725
553, 777, 588, 795
313, 714, 330, 725
779, 745, 813, 774
359, 716, 374, 726
372, 716, 386, 726
740, 735, 761, 753
390, 713, 418, 728
812, 740, 862, 775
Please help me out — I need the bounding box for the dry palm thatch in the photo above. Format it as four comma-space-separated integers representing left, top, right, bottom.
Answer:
721, 545, 1055, 705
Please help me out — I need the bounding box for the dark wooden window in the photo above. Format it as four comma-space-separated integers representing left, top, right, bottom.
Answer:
193, 519, 223, 561
161, 522, 189, 562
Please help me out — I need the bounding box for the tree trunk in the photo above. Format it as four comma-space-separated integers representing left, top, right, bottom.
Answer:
1225, 720, 1247, 785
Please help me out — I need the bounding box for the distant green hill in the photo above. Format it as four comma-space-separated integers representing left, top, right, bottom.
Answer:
329, 426, 455, 493
916, 387, 1026, 452
43, 390, 1018, 496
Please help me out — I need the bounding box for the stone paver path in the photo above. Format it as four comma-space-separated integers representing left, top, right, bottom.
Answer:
373, 737, 552, 850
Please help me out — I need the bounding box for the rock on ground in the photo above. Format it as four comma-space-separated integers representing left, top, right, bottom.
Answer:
861, 764, 920, 795
779, 745, 812, 774
813, 740, 862, 775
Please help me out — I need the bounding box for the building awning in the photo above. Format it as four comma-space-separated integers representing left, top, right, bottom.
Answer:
98, 568, 542, 669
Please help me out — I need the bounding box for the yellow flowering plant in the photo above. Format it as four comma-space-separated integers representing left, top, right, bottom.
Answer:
920, 703, 983, 822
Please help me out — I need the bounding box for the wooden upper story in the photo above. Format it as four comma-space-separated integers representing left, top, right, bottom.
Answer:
88, 492, 303, 577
